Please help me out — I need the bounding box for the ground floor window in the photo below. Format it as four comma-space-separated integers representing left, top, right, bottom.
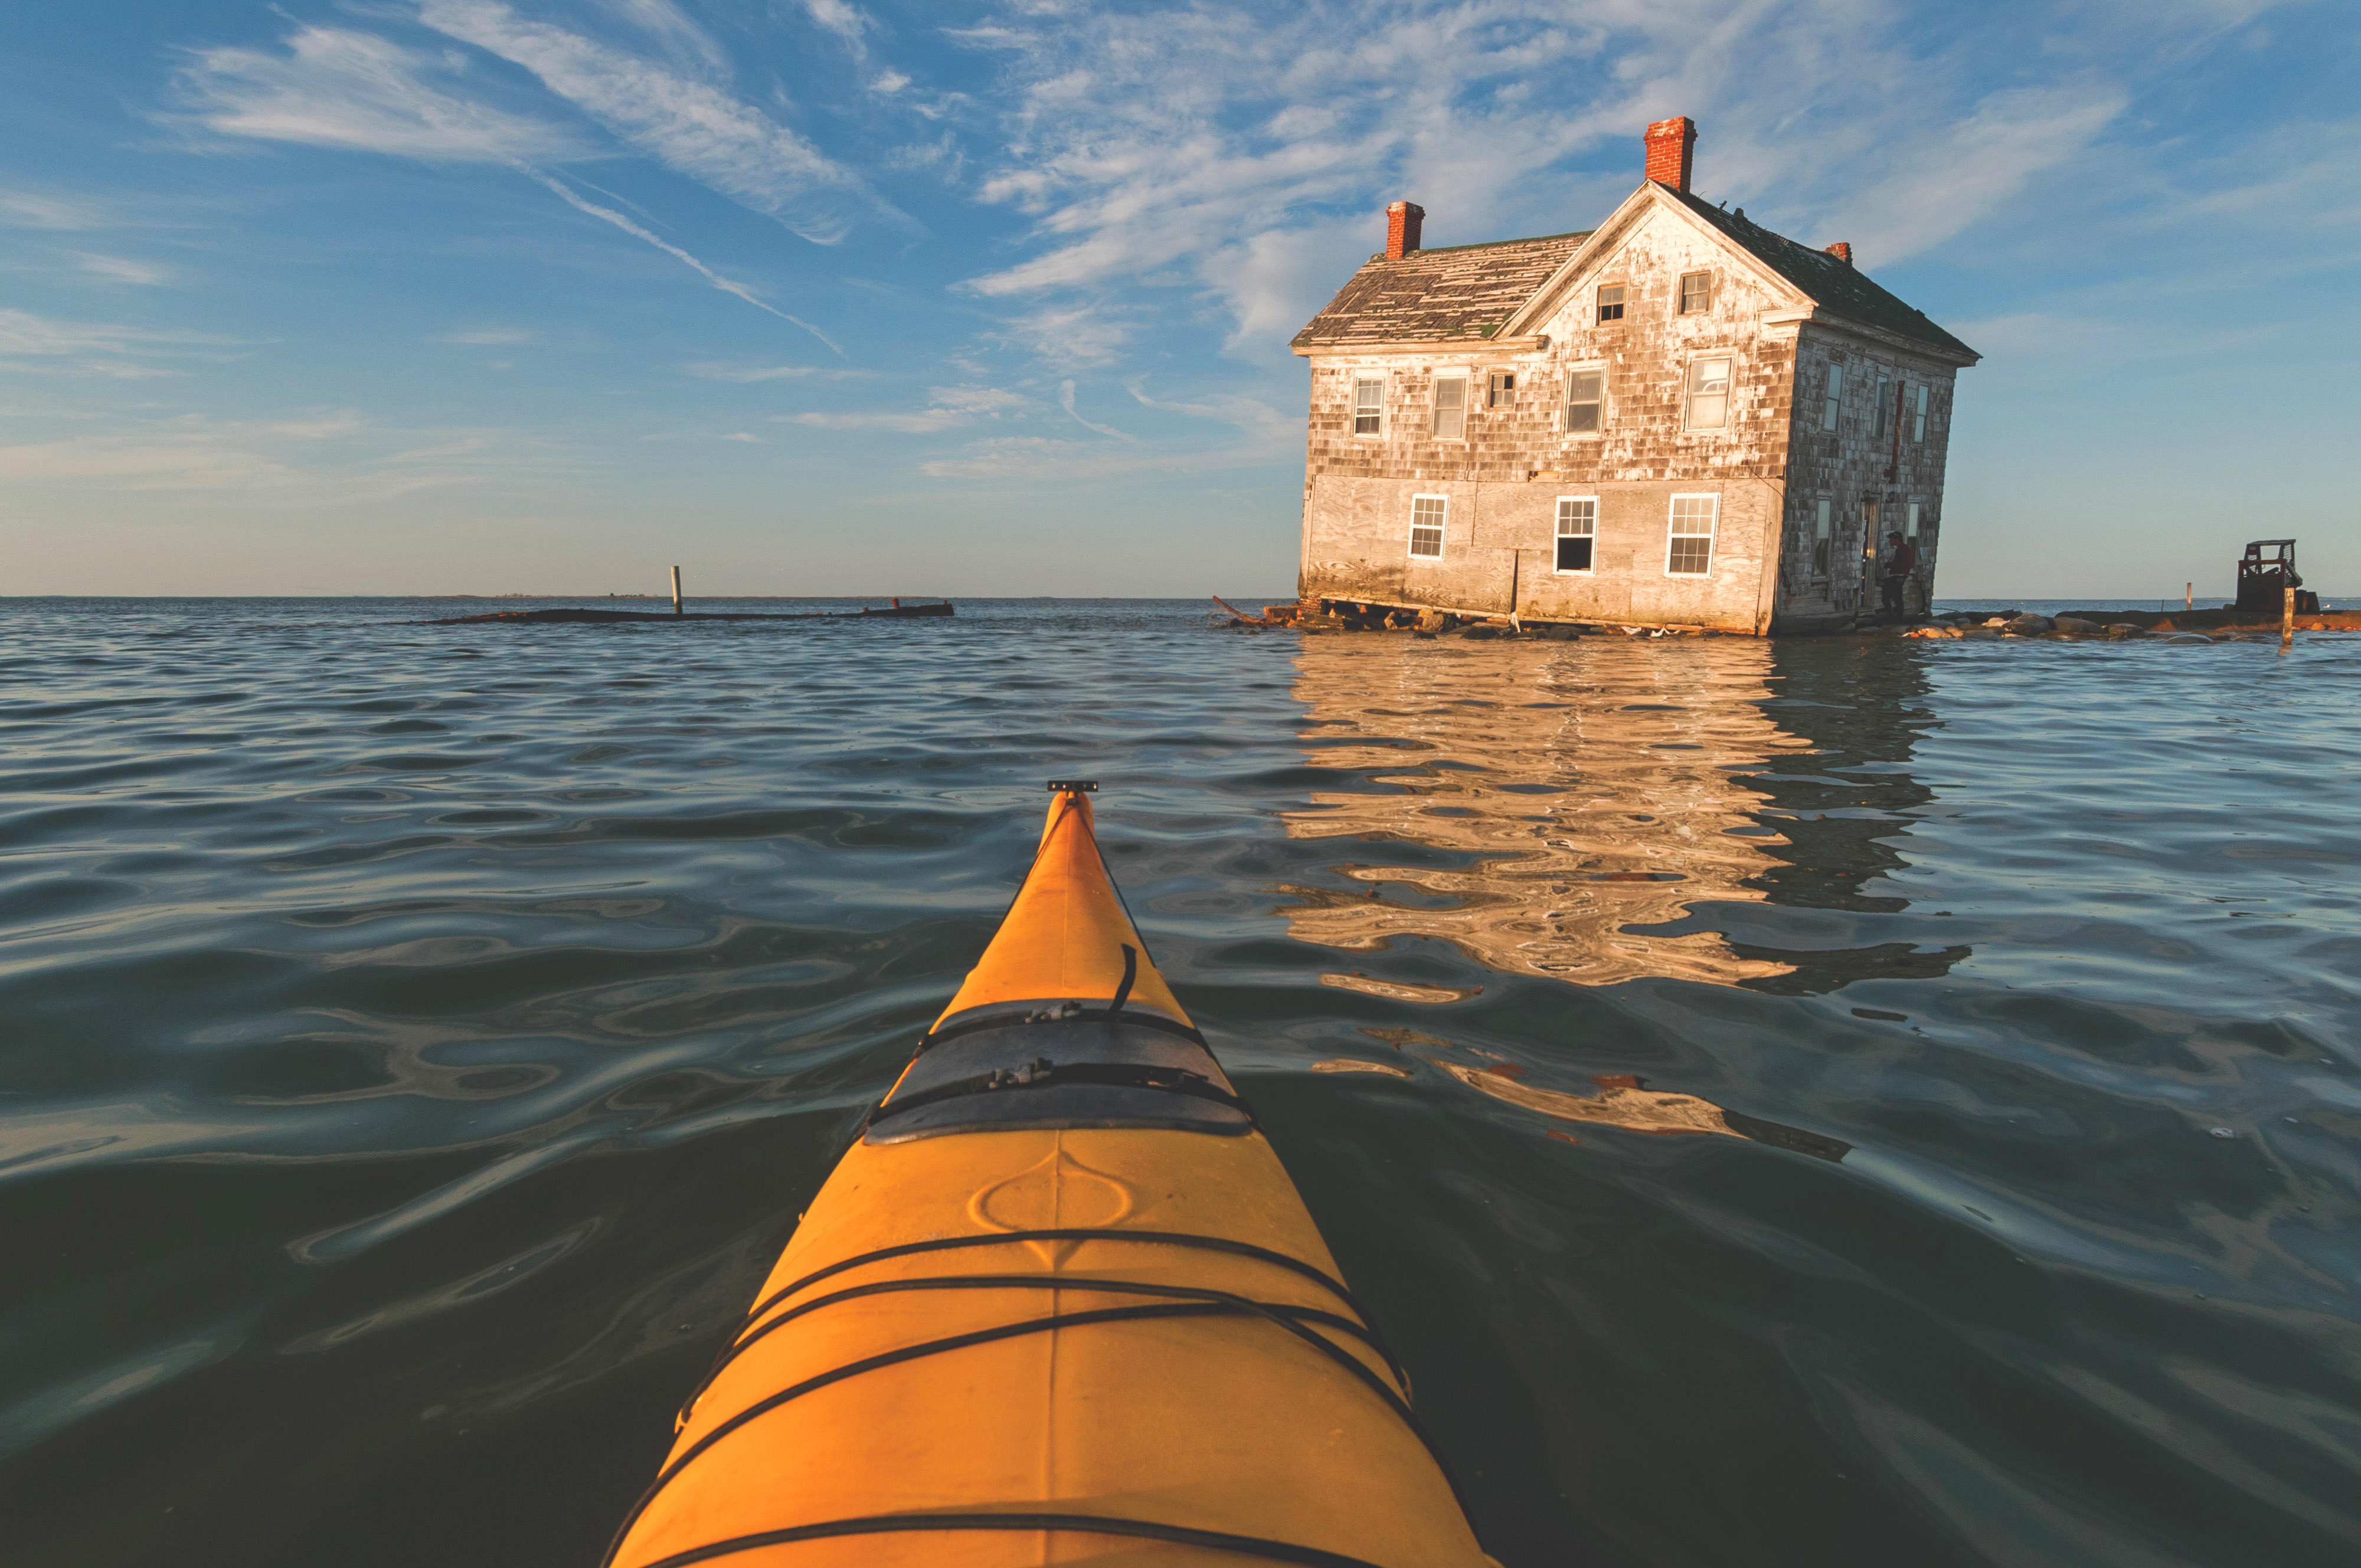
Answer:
1813, 497, 1833, 576
1667, 494, 1718, 575
1905, 500, 1922, 537
1409, 494, 1447, 558
1555, 497, 1595, 572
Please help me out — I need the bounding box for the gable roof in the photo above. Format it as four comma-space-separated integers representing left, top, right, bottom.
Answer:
1659, 187, 1976, 359
1293, 186, 1977, 363
1289, 231, 1590, 349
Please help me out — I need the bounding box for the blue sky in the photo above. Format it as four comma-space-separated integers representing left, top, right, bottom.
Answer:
1, 1, 2352, 598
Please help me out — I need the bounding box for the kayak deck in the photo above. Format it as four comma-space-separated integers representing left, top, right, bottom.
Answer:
607, 786, 1492, 1567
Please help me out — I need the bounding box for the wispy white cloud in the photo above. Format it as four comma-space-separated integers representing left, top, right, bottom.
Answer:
801, 0, 874, 56
417, 0, 903, 243
173, 17, 858, 342
1127, 382, 1291, 440
684, 361, 868, 382
0, 309, 234, 376
0, 411, 361, 489
990, 303, 1134, 368
1810, 85, 2128, 266
948, 1, 2153, 362
0, 189, 112, 230
73, 254, 172, 286
1059, 379, 1131, 440
174, 24, 584, 163
782, 384, 1025, 431
918, 433, 1277, 483
518, 167, 843, 354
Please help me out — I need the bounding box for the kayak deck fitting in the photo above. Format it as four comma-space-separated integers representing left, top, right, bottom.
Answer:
607, 782, 1494, 1567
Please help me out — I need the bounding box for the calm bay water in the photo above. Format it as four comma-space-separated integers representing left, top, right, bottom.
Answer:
2, 597, 2356, 1568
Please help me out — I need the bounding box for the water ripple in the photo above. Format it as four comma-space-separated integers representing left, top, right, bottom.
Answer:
0, 597, 2355, 1567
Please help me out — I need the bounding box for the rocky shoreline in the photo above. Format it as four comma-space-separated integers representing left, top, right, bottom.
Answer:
1218, 598, 2358, 642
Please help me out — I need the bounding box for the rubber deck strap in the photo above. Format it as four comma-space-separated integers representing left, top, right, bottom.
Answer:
737, 1227, 1376, 1341
606, 1296, 1459, 1567
677, 1274, 1395, 1427
868, 1061, 1249, 1124
627, 1511, 1389, 1568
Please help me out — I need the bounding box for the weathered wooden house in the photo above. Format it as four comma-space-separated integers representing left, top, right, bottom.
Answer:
1291, 117, 1979, 633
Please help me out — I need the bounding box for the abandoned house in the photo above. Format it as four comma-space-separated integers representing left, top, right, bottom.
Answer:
1290, 116, 1979, 633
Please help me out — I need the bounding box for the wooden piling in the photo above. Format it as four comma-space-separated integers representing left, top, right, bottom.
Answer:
2186, 582, 2193, 611
2284, 584, 2295, 646
671, 566, 684, 617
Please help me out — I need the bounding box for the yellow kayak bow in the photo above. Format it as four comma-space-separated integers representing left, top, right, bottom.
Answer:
608, 781, 1492, 1567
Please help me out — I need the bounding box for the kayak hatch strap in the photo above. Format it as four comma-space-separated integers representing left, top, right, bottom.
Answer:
923, 1004, 1203, 1051
737, 1229, 1380, 1350
864, 1059, 1247, 1128
1104, 942, 1138, 1020
678, 1273, 1397, 1428
626, 1512, 1391, 1568
608, 1297, 1457, 1568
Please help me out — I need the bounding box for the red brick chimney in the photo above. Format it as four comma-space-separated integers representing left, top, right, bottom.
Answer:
1824, 241, 1854, 266
1385, 201, 1425, 259
1644, 116, 1696, 193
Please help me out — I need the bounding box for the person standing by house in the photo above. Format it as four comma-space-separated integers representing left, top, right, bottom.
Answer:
1881, 531, 1917, 617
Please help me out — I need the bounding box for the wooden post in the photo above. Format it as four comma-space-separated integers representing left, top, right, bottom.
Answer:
671, 566, 684, 616
1506, 551, 1521, 632
2185, 582, 2192, 611
2284, 583, 2295, 646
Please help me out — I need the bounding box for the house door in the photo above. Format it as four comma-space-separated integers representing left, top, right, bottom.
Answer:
1856, 501, 1881, 612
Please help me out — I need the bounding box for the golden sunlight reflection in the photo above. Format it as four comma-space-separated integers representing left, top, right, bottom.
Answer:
1284, 636, 1811, 988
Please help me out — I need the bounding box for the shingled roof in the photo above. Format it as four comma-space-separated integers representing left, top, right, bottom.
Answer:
1289, 231, 1590, 349
1662, 188, 1976, 359
1291, 188, 1976, 361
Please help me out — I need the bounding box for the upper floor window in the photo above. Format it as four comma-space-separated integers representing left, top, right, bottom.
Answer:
1409, 494, 1447, 558
1430, 377, 1467, 439
1352, 378, 1384, 436
1556, 497, 1597, 572
1684, 358, 1731, 429
1596, 284, 1625, 323
1911, 384, 1930, 442
1678, 271, 1711, 313
1821, 364, 1843, 432
1875, 376, 1894, 438
1667, 495, 1718, 575
1564, 368, 1604, 434
1487, 371, 1516, 408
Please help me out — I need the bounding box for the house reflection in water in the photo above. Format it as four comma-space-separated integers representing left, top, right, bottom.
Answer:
1282, 634, 1813, 987
1313, 1053, 1852, 1162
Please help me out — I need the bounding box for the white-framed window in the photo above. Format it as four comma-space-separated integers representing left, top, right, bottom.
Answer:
1684, 357, 1731, 430
1564, 366, 1604, 434
1430, 377, 1467, 440
1875, 376, 1893, 438
1352, 377, 1384, 437
1813, 497, 1833, 576
1678, 271, 1710, 314
1555, 496, 1597, 573
1408, 493, 1448, 558
1911, 384, 1930, 442
1596, 284, 1626, 323
1666, 493, 1718, 575
1905, 500, 1922, 538
1821, 363, 1843, 432
1487, 371, 1516, 408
